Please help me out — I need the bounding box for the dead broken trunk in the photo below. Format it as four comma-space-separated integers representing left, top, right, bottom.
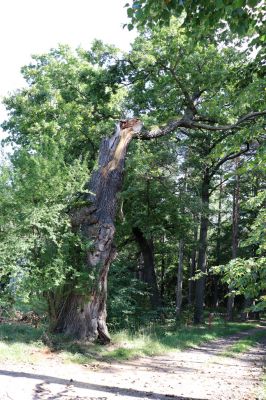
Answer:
52, 119, 143, 342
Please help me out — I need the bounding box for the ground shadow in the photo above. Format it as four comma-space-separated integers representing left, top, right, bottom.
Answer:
0, 368, 208, 400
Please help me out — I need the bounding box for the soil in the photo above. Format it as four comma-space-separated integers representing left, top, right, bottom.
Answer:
0, 327, 265, 400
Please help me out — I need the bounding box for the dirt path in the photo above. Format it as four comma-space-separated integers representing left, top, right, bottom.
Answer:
0, 327, 265, 400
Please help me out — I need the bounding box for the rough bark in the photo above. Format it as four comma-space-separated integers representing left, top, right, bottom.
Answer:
133, 226, 161, 308
51, 119, 143, 341
194, 172, 210, 324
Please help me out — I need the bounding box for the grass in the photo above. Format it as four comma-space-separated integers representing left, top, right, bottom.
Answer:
0, 319, 259, 365
0, 322, 45, 363
220, 330, 266, 357
99, 321, 256, 361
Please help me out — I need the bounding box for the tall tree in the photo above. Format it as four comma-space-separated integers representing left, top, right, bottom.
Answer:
227, 159, 241, 320
1, 25, 265, 337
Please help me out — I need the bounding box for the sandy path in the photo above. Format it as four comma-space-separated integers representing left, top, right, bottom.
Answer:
0, 327, 265, 400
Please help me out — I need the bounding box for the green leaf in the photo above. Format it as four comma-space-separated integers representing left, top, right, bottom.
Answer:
127, 7, 134, 17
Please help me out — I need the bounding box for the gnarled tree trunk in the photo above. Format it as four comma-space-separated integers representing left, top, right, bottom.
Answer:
51, 119, 143, 342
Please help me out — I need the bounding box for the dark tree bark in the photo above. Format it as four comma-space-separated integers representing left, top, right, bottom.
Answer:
227, 160, 240, 321
160, 236, 166, 304
212, 177, 223, 308
188, 223, 198, 306
132, 226, 161, 308
176, 163, 187, 317
176, 239, 184, 317
232, 164, 240, 260
194, 171, 210, 324
51, 119, 143, 342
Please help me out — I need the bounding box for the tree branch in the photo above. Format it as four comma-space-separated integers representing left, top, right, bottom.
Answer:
209, 144, 250, 179
209, 176, 230, 195
137, 119, 184, 140
136, 110, 266, 141
190, 111, 266, 131
157, 61, 198, 114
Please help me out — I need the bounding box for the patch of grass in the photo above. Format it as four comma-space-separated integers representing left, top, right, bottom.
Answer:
100, 321, 254, 361
0, 322, 46, 363
0, 322, 43, 343
221, 330, 266, 357
0, 319, 259, 365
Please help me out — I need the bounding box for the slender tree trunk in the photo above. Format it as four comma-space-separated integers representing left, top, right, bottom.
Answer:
188, 223, 198, 306
176, 239, 184, 318
194, 171, 210, 324
227, 160, 240, 321
175, 163, 187, 317
241, 174, 260, 320
51, 119, 143, 341
160, 236, 166, 304
133, 227, 161, 308
232, 168, 240, 260
212, 177, 223, 308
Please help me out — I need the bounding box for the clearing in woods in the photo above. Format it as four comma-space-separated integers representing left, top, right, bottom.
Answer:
0, 327, 265, 400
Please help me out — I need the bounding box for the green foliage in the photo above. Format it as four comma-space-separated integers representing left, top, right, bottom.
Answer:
2, 44, 124, 161
107, 248, 157, 330
212, 177, 266, 310
126, 1, 266, 72
0, 43, 126, 308
126, 1, 265, 40
0, 154, 88, 303
213, 258, 266, 310
242, 190, 266, 254
126, 19, 265, 123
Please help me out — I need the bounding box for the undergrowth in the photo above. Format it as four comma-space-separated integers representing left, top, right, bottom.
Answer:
0, 319, 259, 365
